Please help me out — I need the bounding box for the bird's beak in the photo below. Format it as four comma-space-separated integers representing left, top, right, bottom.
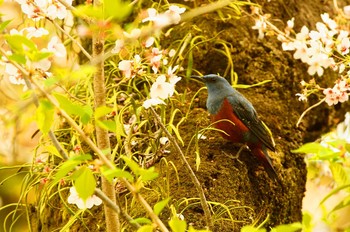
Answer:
190, 75, 204, 83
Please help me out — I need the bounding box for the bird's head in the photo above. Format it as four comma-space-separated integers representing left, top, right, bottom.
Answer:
191, 74, 235, 114
201, 74, 234, 96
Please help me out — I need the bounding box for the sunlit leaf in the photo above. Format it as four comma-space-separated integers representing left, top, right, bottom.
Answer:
101, 166, 134, 182
291, 142, 338, 159
139, 166, 158, 181
104, 0, 132, 21
96, 120, 116, 132
330, 163, 349, 186
137, 225, 154, 232
131, 217, 152, 225
54, 160, 82, 182
0, 19, 11, 32
95, 105, 114, 119
53, 92, 92, 124
74, 166, 96, 201
5, 34, 37, 53
46, 145, 63, 159
122, 156, 158, 181
302, 212, 313, 232
169, 217, 187, 232
270, 223, 302, 232
7, 54, 26, 64
153, 197, 171, 216
36, 100, 54, 135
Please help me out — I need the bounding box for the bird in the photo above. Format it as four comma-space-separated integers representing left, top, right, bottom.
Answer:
197, 74, 280, 184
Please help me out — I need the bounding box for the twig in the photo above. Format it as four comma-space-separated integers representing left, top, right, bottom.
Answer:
49, 18, 92, 61
149, 107, 213, 229
296, 98, 326, 127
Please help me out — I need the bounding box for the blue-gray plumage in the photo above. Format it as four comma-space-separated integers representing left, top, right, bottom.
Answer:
201, 74, 280, 183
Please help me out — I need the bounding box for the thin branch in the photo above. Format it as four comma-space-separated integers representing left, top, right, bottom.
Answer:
296, 98, 326, 127
149, 107, 213, 229
49, 18, 92, 61
94, 188, 141, 229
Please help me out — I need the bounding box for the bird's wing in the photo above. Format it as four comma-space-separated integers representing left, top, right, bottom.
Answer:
227, 94, 275, 152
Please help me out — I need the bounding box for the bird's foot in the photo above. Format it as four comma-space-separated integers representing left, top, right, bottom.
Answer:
222, 145, 249, 164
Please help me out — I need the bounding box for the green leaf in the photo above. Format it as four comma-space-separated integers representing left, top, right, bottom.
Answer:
0, 19, 12, 32
169, 217, 187, 232
291, 142, 338, 159
53, 92, 92, 124
95, 106, 114, 119
74, 166, 96, 201
5, 34, 37, 53
101, 167, 134, 182
75, 4, 103, 19
139, 166, 159, 181
29, 50, 52, 62
54, 160, 82, 182
137, 225, 154, 232
46, 145, 63, 159
270, 223, 302, 232
302, 212, 313, 232
36, 100, 54, 135
8, 54, 26, 65
153, 197, 171, 216
121, 156, 158, 181
104, 0, 132, 21
131, 217, 152, 225
96, 120, 116, 133
330, 163, 349, 186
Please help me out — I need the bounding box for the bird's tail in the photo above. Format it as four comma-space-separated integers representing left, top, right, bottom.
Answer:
251, 146, 282, 185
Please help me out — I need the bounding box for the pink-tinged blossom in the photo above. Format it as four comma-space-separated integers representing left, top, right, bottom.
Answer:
15, 0, 72, 21
111, 39, 124, 54
321, 13, 337, 30
296, 93, 308, 102
337, 37, 350, 55
252, 18, 267, 40
293, 42, 309, 63
144, 37, 155, 48
142, 5, 185, 28
118, 55, 143, 78
287, 17, 294, 29
5, 63, 25, 85
296, 26, 310, 41
10, 27, 49, 38
344, 5, 350, 17
149, 48, 163, 73
323, 79, 350, 106
150, 75, 174, 99
67, 186, 102, 210
142, 8, 158, 23
167, 65, 181, 85
123, 28, 141, 39
47, 36, 67, 58
307, 54, 331, 76
142, 98, 165, 109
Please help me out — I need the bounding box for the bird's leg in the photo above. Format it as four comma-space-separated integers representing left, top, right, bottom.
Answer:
222, 144, 249, 164
234, 144, 249, 159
